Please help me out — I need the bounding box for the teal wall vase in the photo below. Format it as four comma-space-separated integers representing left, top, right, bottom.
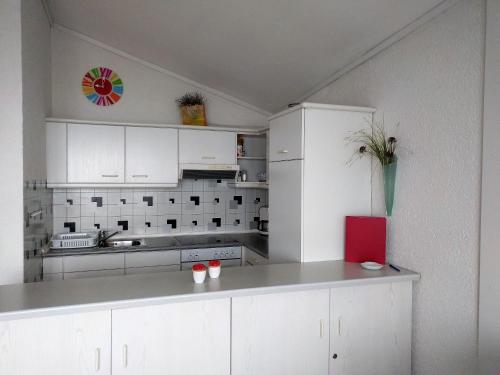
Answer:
383, 158, 397, 216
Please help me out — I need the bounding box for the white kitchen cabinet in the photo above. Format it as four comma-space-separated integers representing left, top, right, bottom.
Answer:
124, 250, 180, 268
0, 310, 111, 375
179, 129, 236, 165
269, 103, 374, 263
268, 160, 303, 264
67, 124, 125, 183
64, 269, 125, 280
330, 282, 412, 375
269, 108, 304, 161
46, 122, 67, 185
63, 253, 125, 273
112, 298, 230, 375
125, 127, 178, 184
232, 289, 329, 375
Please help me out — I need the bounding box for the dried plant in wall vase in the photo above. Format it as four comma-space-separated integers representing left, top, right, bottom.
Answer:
176, 92, 207, 126
347, 120, 398, 216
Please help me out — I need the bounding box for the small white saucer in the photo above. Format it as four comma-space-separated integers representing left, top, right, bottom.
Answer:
361, 261, 384, 271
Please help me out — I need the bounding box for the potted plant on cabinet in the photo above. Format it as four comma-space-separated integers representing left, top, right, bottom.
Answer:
176, 92, 207, 126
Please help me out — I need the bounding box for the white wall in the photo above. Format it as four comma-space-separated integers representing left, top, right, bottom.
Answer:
51, 27, 268, 127
22, 0, 51, 181
306, 0, 484, 374
479, 0, 500, 373
0, 0, 24, 285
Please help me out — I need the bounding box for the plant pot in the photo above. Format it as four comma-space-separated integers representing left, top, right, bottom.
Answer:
383, 158, 397, 216
180, 104, 207, 126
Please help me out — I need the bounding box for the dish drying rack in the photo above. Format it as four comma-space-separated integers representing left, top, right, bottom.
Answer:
51, 232, 99, 249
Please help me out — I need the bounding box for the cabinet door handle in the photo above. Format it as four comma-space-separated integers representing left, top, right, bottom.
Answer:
338, 316, 342, 336
132, 174, 148, 178
320, 319, 324, 338
278, 149, 289, 154
102, 174, 119, 178
123, 344, 128, 368
201, 156, 216, 160
95, 348, 101, 371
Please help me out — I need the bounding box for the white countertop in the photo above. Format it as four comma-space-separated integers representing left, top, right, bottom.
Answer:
0, 261, 419, 321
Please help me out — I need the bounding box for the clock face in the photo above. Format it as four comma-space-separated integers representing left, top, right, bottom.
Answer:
81, 67, 123, 106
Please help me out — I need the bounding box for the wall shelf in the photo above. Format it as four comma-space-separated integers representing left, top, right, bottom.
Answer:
229, 181, 268, 189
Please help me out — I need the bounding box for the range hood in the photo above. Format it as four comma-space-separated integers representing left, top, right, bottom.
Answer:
179, 163, 240, 180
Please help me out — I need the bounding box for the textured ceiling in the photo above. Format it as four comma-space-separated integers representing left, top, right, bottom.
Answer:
47, 0, 445, 112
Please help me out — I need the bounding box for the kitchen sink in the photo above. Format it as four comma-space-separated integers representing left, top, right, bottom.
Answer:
102, 239, 145, 248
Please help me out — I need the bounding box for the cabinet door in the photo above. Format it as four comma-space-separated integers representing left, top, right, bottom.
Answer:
269, 160, 303, 263
46, 122, 67, 184
67, 124, 124, 183
125, 127, 178, 184
179, 129, 236, 165
269, 109, 303, 161
232, 289, 329, 375
330, 283, 412, 375
0, 311, 111, 375
112, 298, 230, 375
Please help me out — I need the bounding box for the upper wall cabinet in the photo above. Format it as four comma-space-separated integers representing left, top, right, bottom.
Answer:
125, 127, 178, 184
46, 122, 67, 185
179, 129, 236, 165
68, 124, 125, 184
269, 109, 303, 162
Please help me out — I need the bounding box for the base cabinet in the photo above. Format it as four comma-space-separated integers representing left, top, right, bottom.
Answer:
111, 298, 230, 375
0, 311, 111, 375
231, 289, 330, 375
330, 282, 412, 375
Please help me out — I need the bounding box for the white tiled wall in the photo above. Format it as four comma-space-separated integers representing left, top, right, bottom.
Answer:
52, 179, 268, 235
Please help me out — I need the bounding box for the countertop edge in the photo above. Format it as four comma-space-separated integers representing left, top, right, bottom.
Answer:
0, 266, 419, 321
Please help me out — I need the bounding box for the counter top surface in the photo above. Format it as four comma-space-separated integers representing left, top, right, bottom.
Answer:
45, 232, 268, 258
0, 260, 418, 320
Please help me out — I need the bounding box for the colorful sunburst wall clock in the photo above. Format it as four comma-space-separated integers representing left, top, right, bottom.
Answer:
81, 67, 123, 106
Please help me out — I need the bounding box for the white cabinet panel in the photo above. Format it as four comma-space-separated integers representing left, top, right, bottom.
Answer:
242, 247, 269, 266
179, 129, 236, 165
125, 127, 178, 184
112, 298, 230, 375
125, 265, 180, 275
0, 310, 111, 375
43, 256, 63, 274
63, 253, 124, 272
269, 109, 303, 161
124, 250, 180, 268
46, 122, 67, 184
269, 160, 303, 263
330, 283, 412, 375
64, 269, 125, 280
67, 124, 125, 183
232, 289, 329, 375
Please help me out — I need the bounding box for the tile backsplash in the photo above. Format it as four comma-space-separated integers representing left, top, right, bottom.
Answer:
52, 179, 268, 236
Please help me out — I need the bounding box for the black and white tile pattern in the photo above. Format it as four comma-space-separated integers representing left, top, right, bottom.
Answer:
52, 179, 268, 235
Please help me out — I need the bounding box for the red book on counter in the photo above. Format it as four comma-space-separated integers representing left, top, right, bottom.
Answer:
345, 216, 387, 264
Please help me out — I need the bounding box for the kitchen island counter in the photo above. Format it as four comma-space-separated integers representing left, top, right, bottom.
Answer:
0, 260, 418, 320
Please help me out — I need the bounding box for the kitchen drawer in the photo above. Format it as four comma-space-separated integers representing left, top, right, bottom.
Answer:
125, 250, 180, 268
269, 108, 304, 161
63, 269, 125, 280
125, 265, 180, 275
43, 257, 63, 274
43, 273, 63, 281
63, 253, 125, 272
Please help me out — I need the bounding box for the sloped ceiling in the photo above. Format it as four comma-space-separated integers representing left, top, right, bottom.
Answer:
47, 0, 447, 112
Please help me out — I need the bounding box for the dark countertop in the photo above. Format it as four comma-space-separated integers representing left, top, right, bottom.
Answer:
45, 232, 269, 259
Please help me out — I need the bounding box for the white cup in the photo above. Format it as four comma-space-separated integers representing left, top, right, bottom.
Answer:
209, 266, 221, 279
193, 269, 206, 284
